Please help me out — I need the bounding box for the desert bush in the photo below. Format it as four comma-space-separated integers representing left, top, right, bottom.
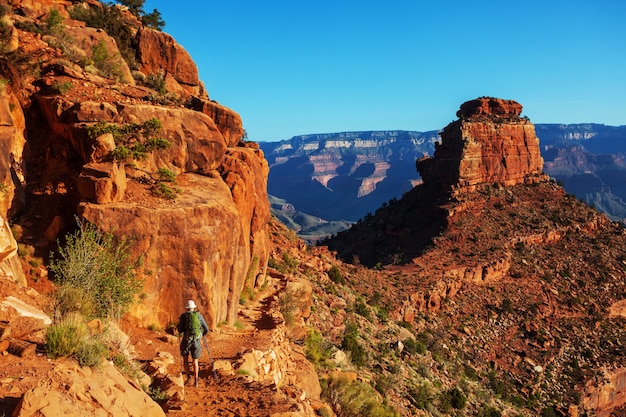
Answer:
90, 40, 124, 81
53, 285, 96, 318
278, 286, 305, 326
323, 376, 398, 417
341, 322, 366, 367
305, 329, 332, 368
407, 382, 434, 410
148, 386, 169, 404
69, 3, 137, 69
327, 265, 344, 284
476, 405, 502, 417
45, 313, 88, 358
440, 387, 466, 411
75, 336, 109, 367
402, 338, 426, 355
354, 297, 372, 321
86, 119, 169, 163
112, 353, 144, 381
282, 252, 298, 273
145, 69, 166, 94
156, 167, 176, 182
48, 218, 143, 319
51, 80, 73, 95
44, 9, 64, 35
153, 182, 179, 200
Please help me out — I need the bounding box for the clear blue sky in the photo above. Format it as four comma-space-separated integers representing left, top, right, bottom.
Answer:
143, 1, 626, 142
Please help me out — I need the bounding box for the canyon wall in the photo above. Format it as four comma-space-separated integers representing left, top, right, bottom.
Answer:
0, 0, 271, 328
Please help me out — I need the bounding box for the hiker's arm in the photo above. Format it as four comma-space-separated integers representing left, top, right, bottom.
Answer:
200, 314, 209, 335
177, 314, 185, 334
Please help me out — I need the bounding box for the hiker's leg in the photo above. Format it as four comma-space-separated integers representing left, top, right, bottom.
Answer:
193, 358, 199, 385
183, 355, 190, 378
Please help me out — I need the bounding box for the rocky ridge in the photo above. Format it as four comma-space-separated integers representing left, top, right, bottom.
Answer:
323, 98, 626, 416
261, 123, 626, 241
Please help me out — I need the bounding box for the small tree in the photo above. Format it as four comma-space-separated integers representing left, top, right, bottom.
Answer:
49, 219, 144, 319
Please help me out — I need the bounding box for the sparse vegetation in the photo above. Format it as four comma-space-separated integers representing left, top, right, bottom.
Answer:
90, 39, 124, 81
341, 321, 366, 367
322, 376, 399, 417
69, 2, 138, 68
305, 329, 332, 368
48, 218, 144, 320
153, 182, 180, 200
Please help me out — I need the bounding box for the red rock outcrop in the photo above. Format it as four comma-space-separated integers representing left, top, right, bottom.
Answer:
418, 97, 547, 193
135, 28, 203, 97
0, 0, 270, 330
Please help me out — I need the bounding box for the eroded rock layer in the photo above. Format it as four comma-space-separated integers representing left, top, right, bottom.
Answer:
418, 97, 546, 192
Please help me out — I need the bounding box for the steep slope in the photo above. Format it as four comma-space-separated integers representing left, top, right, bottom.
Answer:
321, 97, 626, 416
0, 0, 270, 328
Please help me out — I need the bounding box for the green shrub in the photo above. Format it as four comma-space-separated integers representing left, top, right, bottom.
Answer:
51, 80, 73, 95
145, 70, 166, 94
446, 387, 467, 410
156, 168, 176, 182
327, 265, 344, 284
53, 286, 96, 318
282, 252, 298, 273
341, 322, 366, 367
402, 338, 426, 355
354, 297, 371, 321
477, 405, 502, 417
323, 376, 398, 417
90, 40, 124, 81
69, 3, 137, 69
153, 182, 179, 200
305, 329, 332, 368
407, 382, 434, 410
44, 9, 64, 35
148, 386, 169, 404
46, 314, 88, 358
541, 406, 558, 417
48, 219, 143, 319
87, 119, 169, 164
279, 287, 305, 326
75, 337, 109, 367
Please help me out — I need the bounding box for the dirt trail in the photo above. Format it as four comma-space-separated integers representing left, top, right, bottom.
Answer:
132, 275, 298, 416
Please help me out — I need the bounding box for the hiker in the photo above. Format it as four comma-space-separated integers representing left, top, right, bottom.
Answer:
177, 299, 209, 387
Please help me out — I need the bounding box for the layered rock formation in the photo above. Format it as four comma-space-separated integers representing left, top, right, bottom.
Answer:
0, 0, 270, 329
417, 97, 547, 193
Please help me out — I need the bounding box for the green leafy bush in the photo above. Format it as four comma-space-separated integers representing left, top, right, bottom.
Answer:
49, 219, 143, 319
327, 265, 344, 284
44, 9, 64, 35
45, 314, 88, 358
157, 168, 176, 182
153, 182, 180, 200
476, 405, 502, 417
341, 322, 366, 367
145, 70, 167, 94
86, 118, 169, 163
90, 40, 124, 81
323, 376, 398, 417
305, 329, 332, 368
75, 337, 109, 367
69, 3, 137, 69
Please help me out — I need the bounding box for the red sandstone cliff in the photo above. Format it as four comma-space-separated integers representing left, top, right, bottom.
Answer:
0, 0, 270, 329
418, 97, 547, 193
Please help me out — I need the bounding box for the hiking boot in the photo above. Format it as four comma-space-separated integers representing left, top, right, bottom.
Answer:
194, 378, 198, 388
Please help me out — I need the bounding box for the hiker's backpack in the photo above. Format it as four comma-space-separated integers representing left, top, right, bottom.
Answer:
185, 311, 203, 341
